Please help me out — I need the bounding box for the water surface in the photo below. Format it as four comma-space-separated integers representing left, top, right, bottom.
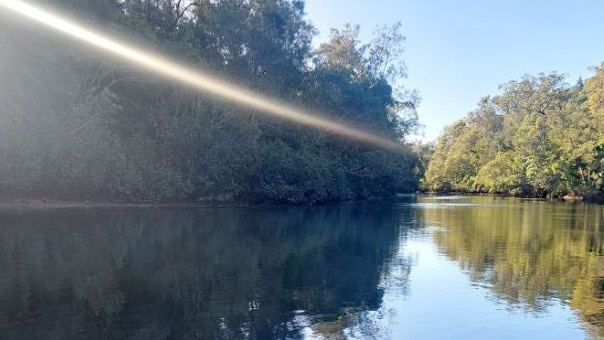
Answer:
0, 196, 602, 339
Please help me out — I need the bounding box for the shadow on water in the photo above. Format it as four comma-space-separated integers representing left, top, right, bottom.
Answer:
0, 203, 417, 339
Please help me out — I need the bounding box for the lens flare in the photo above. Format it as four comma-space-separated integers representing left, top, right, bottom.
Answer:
0, 0, 405, 151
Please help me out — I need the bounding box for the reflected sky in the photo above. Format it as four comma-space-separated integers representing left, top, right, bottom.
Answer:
408, 202, 479, 209
308, 197, 601, 339
420, 196, 472, 200
0, 198, 602, 339
371, 228, 587, 340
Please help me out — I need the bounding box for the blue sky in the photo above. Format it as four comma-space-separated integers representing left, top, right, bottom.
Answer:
304, 0, 604, 141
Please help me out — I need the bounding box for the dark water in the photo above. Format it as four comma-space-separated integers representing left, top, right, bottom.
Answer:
0, 196, 603, 339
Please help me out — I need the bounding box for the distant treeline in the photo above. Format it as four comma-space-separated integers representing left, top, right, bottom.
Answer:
423, 68, 604, 200
0, 0, 421, 203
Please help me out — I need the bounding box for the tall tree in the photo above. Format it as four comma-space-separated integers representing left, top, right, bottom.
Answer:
424, 69, 604, 199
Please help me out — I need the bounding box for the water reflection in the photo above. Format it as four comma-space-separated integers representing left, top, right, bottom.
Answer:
2, 198, 603, 339
0, 204, 411, 339
422, 196, 604, 337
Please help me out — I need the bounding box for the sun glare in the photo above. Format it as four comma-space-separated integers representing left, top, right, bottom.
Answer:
0, 0, 405, 151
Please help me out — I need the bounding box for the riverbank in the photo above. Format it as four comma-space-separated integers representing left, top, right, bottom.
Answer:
2, 191, 600, 211
0, 193, 412, 210
421, 191, 604, 204
0, 198, 255, 210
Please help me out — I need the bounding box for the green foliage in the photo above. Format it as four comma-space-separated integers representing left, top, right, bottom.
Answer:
423, 98, 502, 192
474, 152, 525, 194
424, 71, 604, 199
585, 63, 604, 120
310, 21, 418, 139
0, 0, 420, 203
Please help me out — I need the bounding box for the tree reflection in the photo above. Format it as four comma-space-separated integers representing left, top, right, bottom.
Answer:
422, 197, 604, 334
0, 204, 410, 339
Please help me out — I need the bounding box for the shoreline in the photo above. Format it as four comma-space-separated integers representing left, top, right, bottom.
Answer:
0, 199, 253, 210
0, 191, 600, 210
0, 194, 411, 210
420, 191, 604, 204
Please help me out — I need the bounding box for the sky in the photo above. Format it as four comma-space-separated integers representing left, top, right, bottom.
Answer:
304, 0, 604, 142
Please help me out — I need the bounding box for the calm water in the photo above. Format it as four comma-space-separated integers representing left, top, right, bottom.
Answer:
0, 196, 603, 339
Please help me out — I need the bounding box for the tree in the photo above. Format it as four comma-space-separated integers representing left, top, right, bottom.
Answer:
0, 0, 422, 203
423, 98, 502, 192
423, 69, 604, 199
585, 63, 604, 119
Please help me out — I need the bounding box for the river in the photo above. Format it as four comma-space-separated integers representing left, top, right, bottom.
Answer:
0, 196, 602, 339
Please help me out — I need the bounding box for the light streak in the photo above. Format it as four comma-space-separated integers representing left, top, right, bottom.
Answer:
0, 0, 405, 151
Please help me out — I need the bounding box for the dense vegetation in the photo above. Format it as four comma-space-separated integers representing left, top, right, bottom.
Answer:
0, 0, 420, 204
423, 68, 604, 200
